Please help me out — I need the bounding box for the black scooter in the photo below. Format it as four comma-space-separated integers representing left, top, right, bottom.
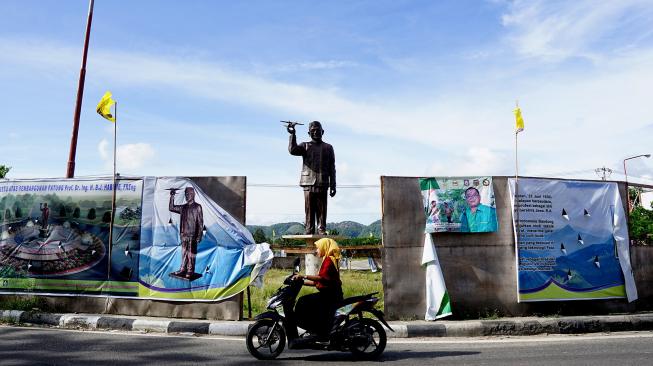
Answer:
246, 257, 393, 360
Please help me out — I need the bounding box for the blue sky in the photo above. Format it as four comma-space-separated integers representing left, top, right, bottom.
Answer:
1, 0, 652, 225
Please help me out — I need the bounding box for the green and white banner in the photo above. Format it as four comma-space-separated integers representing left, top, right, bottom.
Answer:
420, 177, 498, 233
421, 233, 452, 320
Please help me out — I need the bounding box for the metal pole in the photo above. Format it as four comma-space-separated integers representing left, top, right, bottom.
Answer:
514, 100, 519, 181
66, 0, 95, 178
106, 102, 117, 310
514, 130, 520, 281
623, 154, 651, 213
513, 101, 522, 302
113, 102, 117, 183
246, 286, 252, 319
515, 131, 519, 180
108, 102, 117, 274
624, 159, 629, 213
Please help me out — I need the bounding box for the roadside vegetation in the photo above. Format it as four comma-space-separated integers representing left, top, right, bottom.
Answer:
0, 165, 10, 179
629, 187, 653, 246
0, 296, 53, 312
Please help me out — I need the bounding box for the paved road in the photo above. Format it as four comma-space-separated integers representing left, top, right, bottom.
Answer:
2, 325, 653, 365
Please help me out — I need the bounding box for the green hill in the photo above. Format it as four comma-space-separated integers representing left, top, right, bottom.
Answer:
247, 219, 382, 240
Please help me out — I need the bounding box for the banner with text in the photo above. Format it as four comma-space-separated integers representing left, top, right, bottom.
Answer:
420, 177, 498, 233
508, 178, 637, 302
0, 177, 270, 301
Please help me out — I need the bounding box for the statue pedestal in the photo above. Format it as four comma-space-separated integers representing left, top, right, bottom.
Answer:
282, 235, 346, 276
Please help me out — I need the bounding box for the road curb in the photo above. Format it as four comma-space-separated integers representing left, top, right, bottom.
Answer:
21, 312, 62, 326
97, 316, 135, 331
132, 319, 169, 333
208, 322, 249, 336
402, 313, 653, 337
0, 310, 24, 323
2, 311, 653, 338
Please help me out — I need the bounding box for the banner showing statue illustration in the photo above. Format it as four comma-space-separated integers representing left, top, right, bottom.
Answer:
0, 177, 271, 301
508, 178, 637, 302
139, 177, 271, 300
420, 177, 498, 233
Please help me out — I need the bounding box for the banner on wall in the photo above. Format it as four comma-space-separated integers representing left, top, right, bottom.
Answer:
0, 177, 271, 301
420, 177, 498, 233
508, 178, 637, 302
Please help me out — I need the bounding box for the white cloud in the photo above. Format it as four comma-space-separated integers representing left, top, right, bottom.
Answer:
1, 35, 650, 156
459, 147, 507, 176
98, 139, 110, 160
98, 139, 155, 172
262, 60, 357, 73
2, 32, 653, 220
501, 0, 653, 62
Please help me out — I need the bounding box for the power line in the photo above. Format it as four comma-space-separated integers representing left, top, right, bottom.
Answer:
248, 183, 379, 188
610, 171, 653, 181
539, 168, 596, 177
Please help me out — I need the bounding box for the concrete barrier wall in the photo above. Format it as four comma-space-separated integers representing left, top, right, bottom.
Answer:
381, 176, 651, 320
2, 176, 247, 320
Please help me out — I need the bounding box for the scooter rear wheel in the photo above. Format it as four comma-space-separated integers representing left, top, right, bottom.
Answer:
348, 318, 387, 360
246, 318, 286, 360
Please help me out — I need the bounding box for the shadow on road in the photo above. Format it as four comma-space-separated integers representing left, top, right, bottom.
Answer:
281, 350, 480, 362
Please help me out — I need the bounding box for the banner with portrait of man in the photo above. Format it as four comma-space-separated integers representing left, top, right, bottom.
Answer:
420, 177, 498, 233
0, 177, 271, 302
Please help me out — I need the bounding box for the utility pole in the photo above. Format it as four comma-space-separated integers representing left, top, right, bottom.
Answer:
66, 0, 95, 178
594, 166, 613, 181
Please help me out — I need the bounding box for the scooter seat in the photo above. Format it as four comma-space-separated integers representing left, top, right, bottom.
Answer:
337, 292, 378, 307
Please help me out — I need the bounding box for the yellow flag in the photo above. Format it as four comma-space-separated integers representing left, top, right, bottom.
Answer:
96, 91, 116, 122
514, 106, 524, 133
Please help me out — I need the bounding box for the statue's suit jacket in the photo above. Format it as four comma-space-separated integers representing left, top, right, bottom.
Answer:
289, 135, 336, 190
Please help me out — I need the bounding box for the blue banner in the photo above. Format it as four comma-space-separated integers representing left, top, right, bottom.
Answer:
508, 178, 637, 302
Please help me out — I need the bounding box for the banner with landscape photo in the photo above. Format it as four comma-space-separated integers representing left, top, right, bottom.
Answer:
0, 177, 270, 301
508, 178, 637, 302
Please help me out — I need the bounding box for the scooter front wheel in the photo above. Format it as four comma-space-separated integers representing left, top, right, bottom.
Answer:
246, 318, 286, 360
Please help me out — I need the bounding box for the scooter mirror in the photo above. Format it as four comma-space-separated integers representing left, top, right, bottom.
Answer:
293, 257, 301, 273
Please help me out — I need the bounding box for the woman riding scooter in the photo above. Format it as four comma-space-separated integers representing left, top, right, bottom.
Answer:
289, 238, 343, 347
246, 238, 390, 359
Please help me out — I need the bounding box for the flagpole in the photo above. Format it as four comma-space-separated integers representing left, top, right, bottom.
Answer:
106, 102, 118, 312
513, 100, 521, 302
515, 131, 519, 179
515, 100, 520, 181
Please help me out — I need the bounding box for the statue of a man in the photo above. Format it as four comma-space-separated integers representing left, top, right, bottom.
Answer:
288, 121, 336, 235
39, 202, 49, 230
169, 187, 204, 280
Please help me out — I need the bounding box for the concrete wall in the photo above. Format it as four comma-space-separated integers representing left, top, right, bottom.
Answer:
2, 176, 247, 320
381, 176, 651, 320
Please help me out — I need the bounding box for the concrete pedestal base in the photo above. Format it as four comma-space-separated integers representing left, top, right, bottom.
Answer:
282, 234, 346, 276
304, 253, 320, 276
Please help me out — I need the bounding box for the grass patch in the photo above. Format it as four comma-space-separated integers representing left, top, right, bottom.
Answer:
244, 269, 383, 317
0, 296, 51, 312
478, 308, 503, 320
